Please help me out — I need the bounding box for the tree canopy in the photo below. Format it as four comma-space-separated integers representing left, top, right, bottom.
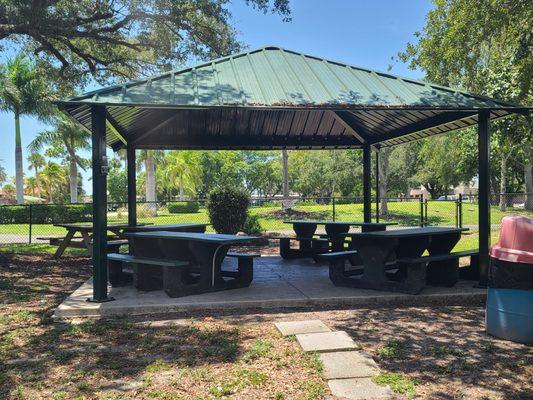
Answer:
0, 0, 291, 89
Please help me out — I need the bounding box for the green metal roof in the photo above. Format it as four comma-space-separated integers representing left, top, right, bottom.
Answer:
57, 46, 530, 150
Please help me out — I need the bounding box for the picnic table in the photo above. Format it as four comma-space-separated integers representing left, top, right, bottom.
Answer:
125, 231, 263, 296
49, 223, 152, 259
281, 220, 397, 258
337, 226, 470, 293
121, 223, 207, 234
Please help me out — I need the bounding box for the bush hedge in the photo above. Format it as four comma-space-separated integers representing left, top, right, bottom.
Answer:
167, 201, 200, 214
0, 204, 92, 224
242, 213, 263, 235
207, 187, 250, 234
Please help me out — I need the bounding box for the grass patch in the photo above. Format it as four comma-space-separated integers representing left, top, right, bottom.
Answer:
298, 380, 325, 400
302, 352, 323, 374
241, 338, 272, 362
145, 359, 172, 373
378, 338, 407, 359
373, 372, 417, 399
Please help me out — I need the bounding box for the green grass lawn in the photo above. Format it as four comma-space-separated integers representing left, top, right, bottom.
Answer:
1, 201, 530, 253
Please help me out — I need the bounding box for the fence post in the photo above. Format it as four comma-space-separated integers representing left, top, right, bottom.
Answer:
419, 196, 424, 227
28, 204, 32, 244
424, 199, 428, 226
332, 196, 336, 221
458, 194, 463, 228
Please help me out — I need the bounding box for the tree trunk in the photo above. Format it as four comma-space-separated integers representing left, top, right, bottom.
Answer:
69, 158, 78, 203
525, 163, 533, 210
378, 148, 390, 217
282, 150, 289, 197
14, 112, 24, 204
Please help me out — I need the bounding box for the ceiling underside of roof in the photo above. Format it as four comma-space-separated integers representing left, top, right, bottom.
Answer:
62, 104, 513, 150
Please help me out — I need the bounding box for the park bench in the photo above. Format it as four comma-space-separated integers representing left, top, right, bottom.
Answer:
222, 252, 261, 287
107, 253, 189, 297
279, 236, 329, 259
397, 249, 479, 290
315, 250, 362, 282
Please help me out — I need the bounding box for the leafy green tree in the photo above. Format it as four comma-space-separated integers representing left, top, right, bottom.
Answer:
164, 151, 201, 199
409, 135, 474, 199
242, 151, 282, 197
0, 161, 6, 186
107, 158, 128, 203
0, 0, 290, 88
399, 0, 532, 206
0, 55, 53, 203
40, 162, 67, 203
27, 152, 46, 198
29, 116, 90, 203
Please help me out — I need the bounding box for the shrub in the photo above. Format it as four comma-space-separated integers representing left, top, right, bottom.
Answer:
242, 213, 263, 235
207, 187, 250, 234
167, 201, 200, 214
0, 204, 92, 224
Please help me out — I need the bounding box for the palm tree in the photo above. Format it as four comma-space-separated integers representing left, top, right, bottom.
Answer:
25, 176, 38, 197
27, 152, 46, 198
165, 151, 201, 199
0, 55, 53, 204
0, 161, 6, 186
29, 116, 90, 203
40, 162, 66, 203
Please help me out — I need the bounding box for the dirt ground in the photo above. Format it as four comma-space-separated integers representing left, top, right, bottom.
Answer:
0, 250, 531, 400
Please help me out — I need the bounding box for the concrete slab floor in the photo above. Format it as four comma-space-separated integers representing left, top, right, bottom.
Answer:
54, 255, 486, 319
275, 319, 331, 336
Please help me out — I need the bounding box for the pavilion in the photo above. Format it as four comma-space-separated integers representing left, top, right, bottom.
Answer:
56, 46, 531, 302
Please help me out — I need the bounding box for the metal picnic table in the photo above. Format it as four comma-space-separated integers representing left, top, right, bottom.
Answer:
125, 231, 263, 295
341, 226, 469, 293
281, 220, 397, 257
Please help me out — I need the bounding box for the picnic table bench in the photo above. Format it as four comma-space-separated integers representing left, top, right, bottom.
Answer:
280, 220, 396, 259
318, 227, 477, 294
124, 231, 263, 297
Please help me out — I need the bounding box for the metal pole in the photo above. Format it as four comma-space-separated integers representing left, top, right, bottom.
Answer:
478, 110, 491, 287
375, 147, 379, 222
363, 144, 371, 223
458, 193, 463, 228
28, 204, 32, 244
419, 196, 424, 227
89, 105, 112, 302
332, 196, 336, 221
127, 145, 137, 227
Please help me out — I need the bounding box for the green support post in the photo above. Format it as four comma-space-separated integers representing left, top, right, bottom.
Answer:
363, 144, 371, 223
127, 145, 137, 227
478, 110, 491, 287
89, 105, 113, 302
375, 147, 379, 222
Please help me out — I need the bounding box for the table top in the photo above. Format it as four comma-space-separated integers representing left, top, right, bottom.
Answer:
346, 226, 468, 238
284, 220, 397, 226
54, 223, 150, 231
121, 223, 208, 231
126, 231, 263, 244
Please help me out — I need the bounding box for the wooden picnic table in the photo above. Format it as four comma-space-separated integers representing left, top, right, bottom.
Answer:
340, 226, 469, 293
51, 223, 152, 259
281, 220, 397, 257
125, 231, 263, 295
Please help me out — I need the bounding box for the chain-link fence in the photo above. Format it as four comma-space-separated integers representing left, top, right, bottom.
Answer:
1, 194, 532, 251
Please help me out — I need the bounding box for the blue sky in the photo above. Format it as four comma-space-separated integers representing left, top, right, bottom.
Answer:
0, 0, 433, 194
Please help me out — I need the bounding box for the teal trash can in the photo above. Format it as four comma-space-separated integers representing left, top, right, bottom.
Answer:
486, 288, 533, 345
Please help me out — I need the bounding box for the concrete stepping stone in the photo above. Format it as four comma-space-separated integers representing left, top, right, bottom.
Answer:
319, 351, 379, 379
328, 377, 394, 400
275, 319, 331, 336
296, 331, 357, 352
